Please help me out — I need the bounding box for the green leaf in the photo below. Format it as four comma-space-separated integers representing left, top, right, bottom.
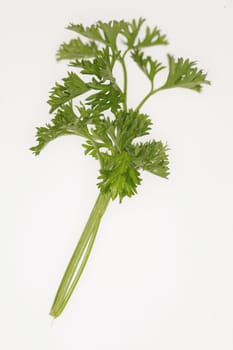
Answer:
82, 116, 115, 159
97, 20, 127, 50
30, 104, 88, 155
86, 79, 123, 113
120, 17, 146, 49
129, 140, 169, 178
162, 55, 211, 92
83, 109, 153, 160
131, 49, 165, 84
135, 25, 168, 48
114, 109, 152, 150
98, 151, 141, 201
48, 72, 90, 113
70, 47, 116, 83
67, 23, 105, 43
56, 38, 98, 61
67, 20, 130, 51
75, 103, 104, 124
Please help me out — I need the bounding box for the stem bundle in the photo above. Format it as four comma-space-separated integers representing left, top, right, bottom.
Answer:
50, 192, 111, 318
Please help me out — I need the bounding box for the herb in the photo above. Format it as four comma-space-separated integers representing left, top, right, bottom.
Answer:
30, 18, 210, 318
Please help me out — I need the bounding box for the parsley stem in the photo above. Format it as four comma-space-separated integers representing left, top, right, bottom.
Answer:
136, 87, 162, 112
119, 57, 128, 111
50, 192, 111, 318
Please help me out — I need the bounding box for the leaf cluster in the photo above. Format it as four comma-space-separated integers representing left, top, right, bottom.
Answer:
31, 18, 210, 201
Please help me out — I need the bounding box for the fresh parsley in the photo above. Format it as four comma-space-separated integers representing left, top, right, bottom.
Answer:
31, 18, 210, 318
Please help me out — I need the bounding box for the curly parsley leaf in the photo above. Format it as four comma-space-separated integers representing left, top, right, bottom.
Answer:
97, 20, 127, 50
135, 25, 168, 48
67, 20, 128, 50
114, 109, 152, 149
70, 47, 115, 83
86, 79, 123, 113
131, 49, 165, 84
30, 104, 89, 155
67, 23, 105, 43
48, 72, 90, 113
82, 116, 115, 159
162, 54, 211, 92
98, 152, 141, 201
120, 17, 146, 49
129, 141, 169, 178
56, 38, 98, 61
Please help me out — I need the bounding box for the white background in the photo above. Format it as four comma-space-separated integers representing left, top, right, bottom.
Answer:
1, 0, 233, 349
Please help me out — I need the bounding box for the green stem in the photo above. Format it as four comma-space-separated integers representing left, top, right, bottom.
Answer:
136, 87, 162, 112
50, 191, 111, 318
53, 221, 100, 317
119, 56, 128, 111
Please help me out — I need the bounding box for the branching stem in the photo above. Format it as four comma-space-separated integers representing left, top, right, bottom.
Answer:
136, 87, 162, 112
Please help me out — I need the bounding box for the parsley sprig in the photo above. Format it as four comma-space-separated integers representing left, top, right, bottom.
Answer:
31, 18, 210, 318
